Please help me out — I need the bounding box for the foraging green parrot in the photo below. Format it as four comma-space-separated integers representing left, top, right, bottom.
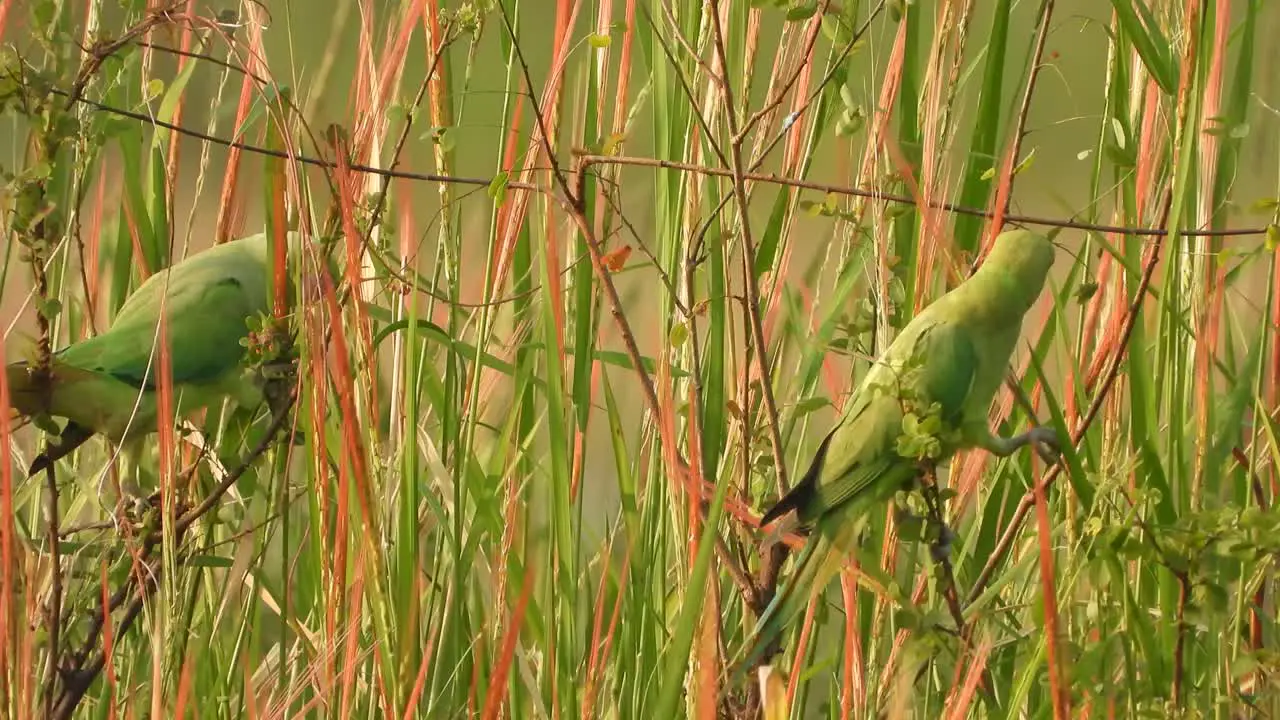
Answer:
734, 229, 1060, 678
5, 232, 298, 476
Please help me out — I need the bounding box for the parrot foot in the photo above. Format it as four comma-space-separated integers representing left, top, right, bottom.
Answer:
758, 514, 799, 554
991, 424, 1061, 461
27, 423, 94, 476
929, 525, 956, 563
1026, 425, 1062, 463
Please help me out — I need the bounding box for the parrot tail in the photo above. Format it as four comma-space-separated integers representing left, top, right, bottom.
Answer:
6, 359, 105, 418
729, 526, 851, 687
5, 361, 44, 417
758, 431, 833, 528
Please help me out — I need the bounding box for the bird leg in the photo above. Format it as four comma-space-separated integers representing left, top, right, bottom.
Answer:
757, 514, 799, 554
982, 424, 1061, 463
260, 360, 305, 445
28, 422, 94, 476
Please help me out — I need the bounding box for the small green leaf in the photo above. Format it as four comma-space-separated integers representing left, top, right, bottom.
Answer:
791, 396, 830, 418
36, 297, 61, 320
669, 322, 689, 348
487, 171, 509, 204
1075, 281, 1099, 303
1248, 197, 1279, 214
1012, 148, 1036, 175
1110, 117, 1126, 150
785, 3, 819, 21
145, 78, 165, 102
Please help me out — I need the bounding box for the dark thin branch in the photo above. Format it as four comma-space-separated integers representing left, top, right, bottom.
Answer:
36, 91, 1267, 239
989, 0, 1056, 237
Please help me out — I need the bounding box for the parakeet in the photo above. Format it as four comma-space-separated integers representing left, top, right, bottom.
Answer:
735, 229, 1060, 678
5, 232, 298, 476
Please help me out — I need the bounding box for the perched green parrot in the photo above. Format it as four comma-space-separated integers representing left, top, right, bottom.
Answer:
735, 229, 1060, 678
5, 232, 297, 477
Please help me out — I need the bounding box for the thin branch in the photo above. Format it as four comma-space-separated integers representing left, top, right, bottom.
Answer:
987, 0, 1056, 238
706, 0, 791, 499
37, 91, 1269, 239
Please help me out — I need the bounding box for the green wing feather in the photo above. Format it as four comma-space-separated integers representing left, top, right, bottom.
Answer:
57, 237, 271, 389
6, 234, 279, 445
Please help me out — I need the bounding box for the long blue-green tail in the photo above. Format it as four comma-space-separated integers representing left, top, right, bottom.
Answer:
729, 525, 853, 687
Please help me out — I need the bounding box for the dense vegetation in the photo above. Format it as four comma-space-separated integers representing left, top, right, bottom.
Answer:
1, 0, 1278, 717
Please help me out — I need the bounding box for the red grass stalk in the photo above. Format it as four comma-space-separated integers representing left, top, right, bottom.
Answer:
122, 193, 153, 280
508, 0, 585, 386
468, 631, 483, 717
0, 349, 13, 710
490, 94, 526, 286
1272, 249, 1280, 498
318, 264, 383, 682
479, 564, 536, 720
852, 36, 906, 568
301, 296, 338, 695
351, 0, 429, 159
687, 395, 719, 719
610, 0, 638, 137
1190, 0, 1231, 506
173, 648, 195, 718
1033, 456, 1068, 718
1075, 249, 1114, 403
1133, 77, 1165, 223
582, 544, 630, 719
779, 15, 820, 177
913, 1, 967, 301
244, 648, 259, 720
839, 570, 863, 720
20, 559, 36, 715
0, 0, 12, 40
155, 301, 177, 514
400, 573, 444, 720
943, 633, 993, 719
331, 137, 379, 420
82, 162, 107, 337
265, 122, 289, 319
783, 595, 820, 711
100, 560, 117, 720
695, 583, 720, 720
162, 2, 197, 200
213, 72, 256, 243
581, 539, 615, 720
757, 29, 818, 342
979, 139, 1019, 257
338, 564, 366, 720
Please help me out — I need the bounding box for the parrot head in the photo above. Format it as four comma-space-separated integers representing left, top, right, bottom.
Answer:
982, 229, 1056, 279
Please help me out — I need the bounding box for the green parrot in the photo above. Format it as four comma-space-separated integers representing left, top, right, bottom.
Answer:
734, 229, 1060, 678
5, 232, 298, 477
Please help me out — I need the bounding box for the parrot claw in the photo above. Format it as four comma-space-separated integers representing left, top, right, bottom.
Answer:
1028, 425, 1062, 463
929, 525, 956, 563
759, 514, 799, 553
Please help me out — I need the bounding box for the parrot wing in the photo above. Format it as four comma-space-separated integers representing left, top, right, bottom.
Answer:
57, 238, 270, 390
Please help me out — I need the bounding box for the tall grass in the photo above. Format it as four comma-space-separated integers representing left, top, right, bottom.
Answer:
1, 0, 1279, 718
